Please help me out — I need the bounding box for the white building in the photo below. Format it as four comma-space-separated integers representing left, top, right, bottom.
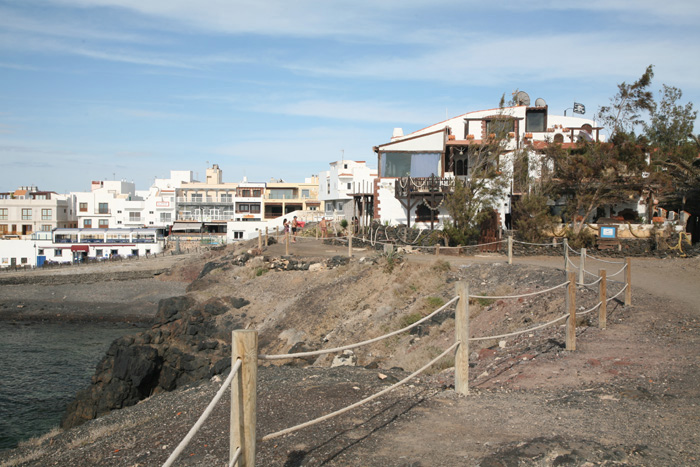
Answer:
72, 171, 191, 231
373, 98, 604, 230
0, 228, 164, 268
319, 160, 377, 220
0, 187, 76, 237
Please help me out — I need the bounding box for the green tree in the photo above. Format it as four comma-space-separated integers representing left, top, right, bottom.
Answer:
645, 85, 696, 150
443, 134, 510, 245
597, 65, 655, 139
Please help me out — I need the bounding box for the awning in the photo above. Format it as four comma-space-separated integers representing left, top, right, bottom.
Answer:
70, 245, 89, 252
171, 222, 203, 232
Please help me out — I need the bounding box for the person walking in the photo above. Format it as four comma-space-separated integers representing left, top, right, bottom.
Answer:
320, 217, 328, 238
291, 216, 298, 243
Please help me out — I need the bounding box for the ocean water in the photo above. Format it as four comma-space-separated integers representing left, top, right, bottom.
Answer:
0, 321, 141, 450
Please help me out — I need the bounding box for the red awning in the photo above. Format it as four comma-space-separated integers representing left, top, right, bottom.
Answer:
70, 245, 89, 252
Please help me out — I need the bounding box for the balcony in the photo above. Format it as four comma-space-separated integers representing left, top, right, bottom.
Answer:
394, 176, 455, 198
176, 197, 234, 204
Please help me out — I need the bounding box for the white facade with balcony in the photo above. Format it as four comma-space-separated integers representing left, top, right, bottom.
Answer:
319, 160, 376, 219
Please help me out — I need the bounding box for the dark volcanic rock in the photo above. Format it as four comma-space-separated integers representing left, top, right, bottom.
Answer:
61, 293, 247, 429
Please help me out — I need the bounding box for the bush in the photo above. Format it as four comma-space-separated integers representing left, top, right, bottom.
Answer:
400, 312, 423, 328
339, 219, 348, 229
425, 296, 445, 309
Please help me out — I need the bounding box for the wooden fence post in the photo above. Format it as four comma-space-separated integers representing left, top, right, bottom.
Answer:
455, 281, 469, 395
578, 247, 586, 285
566, 271, 576, 351
276, 226, 279, 241
435, 244, 440, 256
348, 232, 353, 258
564, 238, 569, 272
258, 230, 262, 250
285, 232, 289, 256
599, 269, 607, 329
507, 235, 513, 265
265, 227, 269, 247
230, 330, 258, 467
625, 257, 632, 306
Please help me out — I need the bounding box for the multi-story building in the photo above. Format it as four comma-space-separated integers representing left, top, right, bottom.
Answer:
234, 180, 265, 222
72, 171, 190, 231
319, 160, 377, 220
0, 186, 76, 237
176, 164, 237, 233
263, 176, 321, 219
373, 96, 604, 229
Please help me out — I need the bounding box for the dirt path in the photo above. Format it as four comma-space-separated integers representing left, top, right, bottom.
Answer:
257, 237, 700, 465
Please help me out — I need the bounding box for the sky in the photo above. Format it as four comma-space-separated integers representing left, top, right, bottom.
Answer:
1, 0, 700, 193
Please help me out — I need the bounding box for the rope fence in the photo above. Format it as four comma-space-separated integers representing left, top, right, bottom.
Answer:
163, 245, 634, 467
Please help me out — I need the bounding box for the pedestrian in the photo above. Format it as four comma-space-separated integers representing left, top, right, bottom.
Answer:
291, 216, 298, 243
320, 217, 328, 238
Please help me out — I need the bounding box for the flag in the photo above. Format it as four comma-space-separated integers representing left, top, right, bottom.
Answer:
573, 102, 585, 114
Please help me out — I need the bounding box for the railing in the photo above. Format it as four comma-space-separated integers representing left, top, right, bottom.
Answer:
394, 176, 455, 198
163, 242, 633, 465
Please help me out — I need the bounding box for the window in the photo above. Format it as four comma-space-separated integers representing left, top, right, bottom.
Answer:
252, 189, 262, 197
41, 209, 52, 220
111, 249, 118, 256
129, 212, 141, 222
21, 258, 28, 264
238, 204, 249, 212
301, 189, 310, 199
41, 225, 52, 231
0, 208, 7, 220
486, 118, 515, 138
191, 194, 203, 202
160, 212, 172, 222
38, 249, 44, 255
149, 211, 154, 214
22, 209, 32, 220
79, 202, 88, 212
268, 188, 294, 199
415, 204, 432, 222
98, 203, 109, 214
98, 219, 109, 228
526, 109, 547, 132
232, 231, 243, 239
347, 183, 351, 190
221, 194, 233, 203
0, 225, 7, 233
380, 152, 441, 178
83, 219, 92, 228
344, 164, 348, 169
54, 249, 62, 257
96, 249, 103, 257
250, 204, 261, 214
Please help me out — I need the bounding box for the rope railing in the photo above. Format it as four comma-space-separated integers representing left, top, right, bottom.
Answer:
581, 276, 603, 287
469, 313, 570, 342
162, 358, 242, 467
161, 243, 633, 466
578, 301, 602, 316
259, 296, 459, 360
512, 239, 559, 247
468, 280, 570, 300
259, 342, 459, 442
607, 283, 628, 303
583, 252, 625, 264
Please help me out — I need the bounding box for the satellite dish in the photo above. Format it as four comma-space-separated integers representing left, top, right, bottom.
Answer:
535, 97, 547, 107
515, 91, 530, 106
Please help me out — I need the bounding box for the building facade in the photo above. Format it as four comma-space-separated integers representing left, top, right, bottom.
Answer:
0, 187, 76, 237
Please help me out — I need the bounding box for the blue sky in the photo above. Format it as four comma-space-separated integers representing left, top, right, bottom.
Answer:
1, 0, 699, 193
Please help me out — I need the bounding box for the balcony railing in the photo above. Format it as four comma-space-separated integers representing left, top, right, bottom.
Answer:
394, 176, 455, 198
176, 197, 234, 204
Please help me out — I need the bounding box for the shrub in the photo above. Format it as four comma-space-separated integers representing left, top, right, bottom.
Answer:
425, 296, 445, 309
400, 312, 423, 328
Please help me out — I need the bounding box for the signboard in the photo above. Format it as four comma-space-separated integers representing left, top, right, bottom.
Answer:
600, 226, 617, 239
156, 201, 170, 207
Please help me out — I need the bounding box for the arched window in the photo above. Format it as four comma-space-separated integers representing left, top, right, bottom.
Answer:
553, 133, 564, 144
